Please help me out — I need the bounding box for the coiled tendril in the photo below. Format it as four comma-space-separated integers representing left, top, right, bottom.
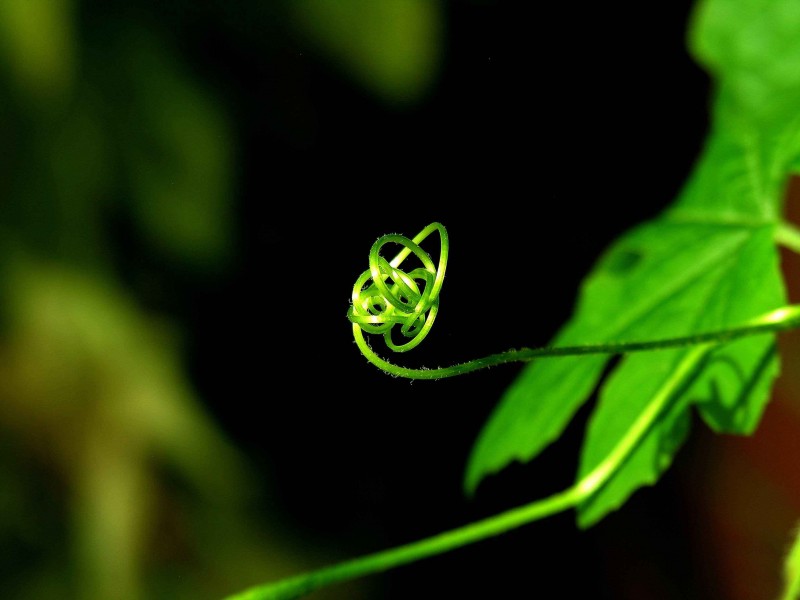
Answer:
221, 222, 800, 600
347, 222, 448, 353
347, 222, 800, 381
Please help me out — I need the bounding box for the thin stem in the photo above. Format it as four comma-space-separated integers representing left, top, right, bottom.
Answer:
776, 220, 800, 254
354, 304, 800, 380
223, 343, 713, 600
222, 223, 800, 600
780, 521, 800, 600
348, 221, 800, 379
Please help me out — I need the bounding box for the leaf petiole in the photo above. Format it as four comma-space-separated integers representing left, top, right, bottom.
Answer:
776, 220, 800, 254
222, 343, 716, 600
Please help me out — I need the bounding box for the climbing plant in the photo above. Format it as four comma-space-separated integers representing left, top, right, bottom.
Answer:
223, 0, 800, 598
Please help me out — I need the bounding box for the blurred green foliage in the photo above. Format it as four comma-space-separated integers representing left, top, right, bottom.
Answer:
291, 0, 442, 105
0, 0, 442, 598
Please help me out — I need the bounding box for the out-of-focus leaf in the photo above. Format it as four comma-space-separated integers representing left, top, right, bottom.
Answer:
466, 0, 800, 527
109, 30, 236, 271
0, 0, 75, 103
0, 249, 364, 598
291, 0, 442, 105
1, 21, 235, 273
0, 259, 240, 596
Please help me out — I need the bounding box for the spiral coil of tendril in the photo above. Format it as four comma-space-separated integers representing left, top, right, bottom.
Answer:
347, 222, 448, 353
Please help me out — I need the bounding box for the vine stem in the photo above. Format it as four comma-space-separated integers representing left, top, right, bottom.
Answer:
223, 304, 800, 600
776, 220, 800, 254
354, 304, 800, 379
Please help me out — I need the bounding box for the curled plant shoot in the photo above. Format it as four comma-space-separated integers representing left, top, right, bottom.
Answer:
348, 222, 800, 380
224, 222, 800, 600
347, 221, 448, 360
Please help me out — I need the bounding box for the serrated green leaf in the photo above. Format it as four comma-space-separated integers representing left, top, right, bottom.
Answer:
466, 0, 800, 524
576, 227, 782, 527
575, 349, 695, 528
465, 218, 783, 495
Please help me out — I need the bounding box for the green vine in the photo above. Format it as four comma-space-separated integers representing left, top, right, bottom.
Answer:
222, 221, 800, 600
349, 222, 800, 380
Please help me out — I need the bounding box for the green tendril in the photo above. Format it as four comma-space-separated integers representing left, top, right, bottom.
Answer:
220, 223, 800, 600
347, 222, 448, 353
348, 222, 800, 379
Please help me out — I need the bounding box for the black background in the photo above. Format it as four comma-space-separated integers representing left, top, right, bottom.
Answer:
115, 1, 718, 597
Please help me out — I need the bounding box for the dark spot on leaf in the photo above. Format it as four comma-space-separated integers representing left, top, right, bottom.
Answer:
604, 249, 643, 275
